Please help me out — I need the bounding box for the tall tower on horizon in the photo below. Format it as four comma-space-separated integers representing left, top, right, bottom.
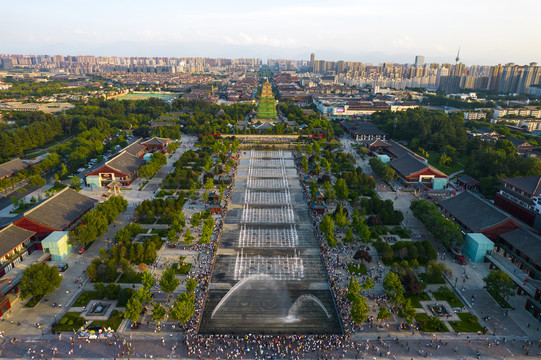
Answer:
414, 55, 425, 67
455, 47, 460, 64
310, 53, 315, 72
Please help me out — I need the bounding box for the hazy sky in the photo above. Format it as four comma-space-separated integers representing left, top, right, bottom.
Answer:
2, 0, 540, 65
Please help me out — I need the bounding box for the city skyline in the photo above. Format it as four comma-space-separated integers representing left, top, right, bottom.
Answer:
1, 0, 540, 65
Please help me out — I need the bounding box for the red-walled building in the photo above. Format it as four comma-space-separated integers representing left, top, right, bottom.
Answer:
440, 191, 521, 240
0, 158, 28, 180
141, 137, 170, 153
85, 151, 146, 187
0, 224, 35, 277
13, 187, 97, 240
122, 139, 147, 158
389, 153, 448, 188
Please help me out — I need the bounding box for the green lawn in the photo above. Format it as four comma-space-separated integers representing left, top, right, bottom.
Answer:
151, 228, 168, 236
89, 310, 123, 331
413, 149, 465, 175
419, 272, 445, 284
11, 202, 35, 214
450, 313, 484, 333
23, 294, 44, 308
73, 291, 104, 307
487, 289, 512, 308
171, 263, 192, 274
405, 292, 431, 308
389, 226, 412, 238
433, 287, 463, 307
117, 272, 143, 283
49, 182, 68, 192
415, 313, 448, 332
54, 312, 86, 332
347, 263, 368, 275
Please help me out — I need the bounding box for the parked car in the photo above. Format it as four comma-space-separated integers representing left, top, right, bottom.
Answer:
78, 246, 85, 254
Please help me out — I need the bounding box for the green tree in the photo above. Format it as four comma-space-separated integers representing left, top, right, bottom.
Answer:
152, 302, 167, 326
344, 227, 354, 243
169, 292, 195, 324
167, 228, 178, 243
124, 296, 143, 322
377, 306, 392, 320
151, 152, 167, 166
205, 177, 214, 191
410, 200, 463, 247
301, 156, 309, 173
28, 175, 46, 188
361, 277, 375, 295
19, 263, 62, 299
189, 183, 198, 200
202, 190, 208, 202
369, 158, 395, 182
320, 214, 335, 236
313, 141, 321, 155
10, 195, 20, 208
352, 214, 371, 242
94, 282, 106, 297
159, 265, 180, 295
144, 241, 156, 264
183, 226, 194, 244
60, 163, 68, 178
399, 299, 416, 324
142, 270, 156, 291
186, 278, 198, 293
383, 272, 405, 305
350, 294, 370, 324
321, 158, 331, 173
335, 206, 348, 228
347, 277, 369, 323
484, 270, 515, 300
70, 175, 82, 190
334, 178, 348, 200
323, 181, 335, 200
139, 164, 155, 180
439, 153, 452, 167
305, 143, 313, 155
347, 277, 361, 301
310, 181, 318, 200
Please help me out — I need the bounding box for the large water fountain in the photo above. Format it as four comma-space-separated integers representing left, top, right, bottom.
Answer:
238, 225, 298, 248
199, 149, 342, 334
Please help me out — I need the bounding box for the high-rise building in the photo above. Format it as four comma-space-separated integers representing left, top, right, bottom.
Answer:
1, 58, 13, 70
414, 55, 424, 67
310, 53, 315, 72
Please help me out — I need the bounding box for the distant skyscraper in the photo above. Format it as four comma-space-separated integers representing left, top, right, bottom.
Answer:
414, 55, 424, 67
1, 58, 13, 70
310, 53, 315, 72
455, 47, 460, 64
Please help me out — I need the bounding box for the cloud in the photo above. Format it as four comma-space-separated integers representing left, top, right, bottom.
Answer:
224, 33, 298, 48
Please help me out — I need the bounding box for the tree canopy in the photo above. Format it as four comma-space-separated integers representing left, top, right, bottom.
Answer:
19, 263, 62, 299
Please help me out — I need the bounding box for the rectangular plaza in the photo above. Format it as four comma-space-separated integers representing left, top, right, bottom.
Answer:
199, 149, 342, 334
